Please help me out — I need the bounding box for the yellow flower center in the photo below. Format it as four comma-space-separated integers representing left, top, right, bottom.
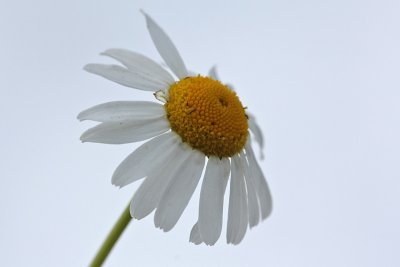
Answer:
165, 76, 248, 158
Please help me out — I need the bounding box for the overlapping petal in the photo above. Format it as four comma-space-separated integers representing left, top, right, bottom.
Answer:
101, 49, 175, 84
112, 132, 177, 187
155, 149, 205, 232
130, 140, 189, 219
248, 113, 264, 158
198, 157, 230, 245
227, 155, 248, 245
80, 117, 169, 144
245, 141, 273, 220
241, 151, 261, 228
84, 64, 168, 92
78, 101, 164, 122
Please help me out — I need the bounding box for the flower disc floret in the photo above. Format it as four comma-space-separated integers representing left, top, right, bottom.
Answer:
165, 76, 248, 157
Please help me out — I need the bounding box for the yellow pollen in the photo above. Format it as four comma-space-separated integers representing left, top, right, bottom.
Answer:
165, 76, 248, 158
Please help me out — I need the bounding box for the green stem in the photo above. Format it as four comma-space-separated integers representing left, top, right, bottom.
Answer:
89, 203, 132, 267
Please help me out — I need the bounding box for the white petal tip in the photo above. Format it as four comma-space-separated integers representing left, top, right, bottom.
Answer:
262, 211, 273, 221
189, 235, 203, 245
129, 205, 145, 220
110, 180, 121, 187
208, 65, 219, 80
140, 10, 152, 24
131, 213, 142, 220
99, 50, 113, 57
162, 226, 172, 232
83, 64, 102, 74
83, 64, 92, 72
156, 226, 168, 232
83, 64, 104, 75
80, 130, 98, 143
111, 177, 129, 188
111, 184, 120, 188
79, 135, 87, 142
154, 221, 173, 232
249, 222, 259, 229
77, 112, 86, 121
141, 11, 154, 29
227, 240, 240, 245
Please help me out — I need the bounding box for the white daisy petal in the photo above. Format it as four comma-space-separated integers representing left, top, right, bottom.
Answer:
190, 158, 230, 246
155, 149, 205, 232
241, 151, 260, 228
246, 141, 273, 220
80, 117, 169, 144
227, 155, 248, 245
198, 157, 230, 245
208, 66, 219, 80
130, 140, 188, 219
84, 64, 167, 92
226, 83, 236, 92
187, 70, 197, 77
142, 11, 189, 79
77, 101, 165, 122
101, 48, 175, 84
248, 113, 264, 158
189, 222, 202, 245
112, 132, 176, 187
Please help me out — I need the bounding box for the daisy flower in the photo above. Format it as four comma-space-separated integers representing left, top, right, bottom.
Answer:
79, 11, 272, 246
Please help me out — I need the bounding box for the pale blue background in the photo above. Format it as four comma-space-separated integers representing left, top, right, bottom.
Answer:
1, 0, 399, 266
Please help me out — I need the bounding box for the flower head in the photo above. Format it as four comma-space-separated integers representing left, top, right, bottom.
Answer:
79, 11, 272, 245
